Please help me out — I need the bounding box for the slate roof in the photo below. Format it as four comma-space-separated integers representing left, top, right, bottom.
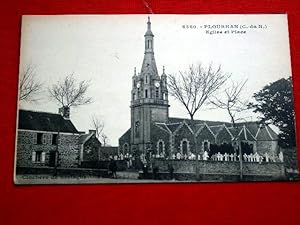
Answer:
78, 133, 93, 144
158, 117, 277, 141
18, 109, 79, 133
168, 117, 231, 127
209, 125, 225, 136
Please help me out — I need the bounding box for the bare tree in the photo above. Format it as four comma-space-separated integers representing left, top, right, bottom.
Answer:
91, 116, 109, 146
210, 79, 248, 127
19, 65, 42, 102
101, 133, 109, 147
91, 116, 104, 140
168, 63, 229, 120
49, 73, 92, 108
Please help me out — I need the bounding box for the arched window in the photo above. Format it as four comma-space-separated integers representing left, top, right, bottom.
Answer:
137, 88, 140, 98
180, 139, 189, 156
146, 76, 148, 84
145, 89, 148, 98
123, 143, 129, 154
203, 140, 210, 152
156, 87, 159, 98
156, 140, 165, 155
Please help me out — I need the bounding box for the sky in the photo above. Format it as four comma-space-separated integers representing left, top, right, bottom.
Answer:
19, 14, 292, 145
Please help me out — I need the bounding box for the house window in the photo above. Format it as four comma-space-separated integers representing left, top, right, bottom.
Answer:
32, 151, 45, 163
37, 133, 43, 145
33, 133, 37, 144
52, 133, 58, 145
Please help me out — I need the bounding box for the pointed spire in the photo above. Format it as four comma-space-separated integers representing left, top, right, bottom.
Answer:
162, 66, 167, 77
147, 16, 151, 31
145, 16, 154, 37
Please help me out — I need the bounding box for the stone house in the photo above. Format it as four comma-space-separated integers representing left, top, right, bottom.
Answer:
16, 108, 101, 170
78, 130, 102, 164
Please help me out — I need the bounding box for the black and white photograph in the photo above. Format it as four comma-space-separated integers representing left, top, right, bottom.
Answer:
15, 14, 298, 184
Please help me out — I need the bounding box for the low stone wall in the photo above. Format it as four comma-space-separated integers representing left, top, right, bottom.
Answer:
16, 166, 110, 178
80, 160, 127, 171
153, 159, 285, 180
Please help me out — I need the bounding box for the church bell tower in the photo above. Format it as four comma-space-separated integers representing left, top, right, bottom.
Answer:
130, 17, 169, 154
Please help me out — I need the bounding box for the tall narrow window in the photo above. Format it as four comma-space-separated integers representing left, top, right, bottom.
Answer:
147, 40, 150, 49
135, 121, 140, 138
158, 141, 164, 155
145, 89, 148, 98
156, 87, 159, 98
137, 88, 140, 98
203, 140, 210, 152
181, 140, 189, 156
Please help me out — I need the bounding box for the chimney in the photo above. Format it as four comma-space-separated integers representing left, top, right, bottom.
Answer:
89, 129, 96, 135
59, 106, 70, 119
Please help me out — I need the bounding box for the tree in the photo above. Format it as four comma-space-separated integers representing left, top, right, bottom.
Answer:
248, 77, 295, 147
210, 79, 248, 127
91, 116, 109, 146
168, 63, 229, 121
19, 65, 42, 102
49, 73, 92, 108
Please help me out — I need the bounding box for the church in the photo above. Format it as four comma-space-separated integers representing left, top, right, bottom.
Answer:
119, 17, 279, 161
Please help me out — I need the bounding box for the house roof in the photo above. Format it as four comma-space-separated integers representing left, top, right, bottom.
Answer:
78, 133, 93, 144
18, 109, 79, 133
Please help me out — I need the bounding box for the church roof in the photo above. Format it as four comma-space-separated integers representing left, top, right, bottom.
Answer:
165, 123, 181, 133
18, 109, 79, 133
168, 117, 231, 127
161, 117, 277, 141
209, 125, 225, 136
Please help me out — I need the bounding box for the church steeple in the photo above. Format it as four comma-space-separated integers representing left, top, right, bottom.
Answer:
130, 17, 169, 154
141, 16, 158, 77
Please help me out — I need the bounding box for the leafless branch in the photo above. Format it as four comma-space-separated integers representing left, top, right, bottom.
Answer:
168, 63, 230, 120
91, 116, 110, 146
209, 79, 248, 126
19, 65, 42, 102
91, 116, 104, 140
48, 73, 92, 108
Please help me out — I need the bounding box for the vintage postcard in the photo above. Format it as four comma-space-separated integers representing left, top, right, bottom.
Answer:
15, 14, 298, 184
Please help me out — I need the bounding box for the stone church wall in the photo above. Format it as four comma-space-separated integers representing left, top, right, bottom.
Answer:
153, 159, 285, 178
